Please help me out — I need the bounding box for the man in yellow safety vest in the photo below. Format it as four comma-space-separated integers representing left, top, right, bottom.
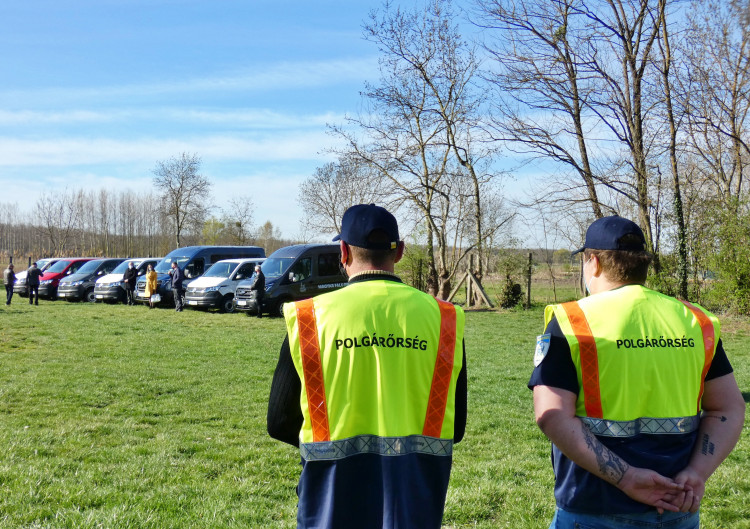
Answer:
529, 215, 744, 528
268, 204, 467, 529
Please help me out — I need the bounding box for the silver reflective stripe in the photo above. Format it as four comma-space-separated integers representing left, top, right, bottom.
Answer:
300, 434, 453, 461
581, 415, 700, 437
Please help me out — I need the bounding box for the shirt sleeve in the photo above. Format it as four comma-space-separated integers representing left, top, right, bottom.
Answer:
527, 316, 579, 394
705, 339, 733, 380
267, 335, 304, 447
453, 341, 467, 444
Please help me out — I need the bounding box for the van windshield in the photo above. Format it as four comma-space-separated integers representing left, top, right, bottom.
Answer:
75, 260, 102, 275
38, 259, 55, 270
261, 257, 296, 280
112, 260, 139, 275
45, 260, 73, 274
155, 256, 189, 273
203, 262, 238, 278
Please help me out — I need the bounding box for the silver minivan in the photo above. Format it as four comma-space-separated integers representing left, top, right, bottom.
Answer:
183, 257, 266, 312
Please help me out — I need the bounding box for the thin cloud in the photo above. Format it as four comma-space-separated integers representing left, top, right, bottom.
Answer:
0, 107, 346, 129
0, 132, 344, 166
0, 57, 378, 103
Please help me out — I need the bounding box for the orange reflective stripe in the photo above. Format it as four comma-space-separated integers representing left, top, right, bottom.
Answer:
680, 300, 715, 412
295, 298, 330, 442
561, 301, 603, 419
422, 299, 457, 438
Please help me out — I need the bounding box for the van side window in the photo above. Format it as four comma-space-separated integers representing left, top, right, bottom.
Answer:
289, 258, 312, 282
235, 263, 255, 280
210, 254, 224, 264
103, 261, 119, 274
318, 253, 340, 277
68, 262, 83, 274
185, 259, 205, 279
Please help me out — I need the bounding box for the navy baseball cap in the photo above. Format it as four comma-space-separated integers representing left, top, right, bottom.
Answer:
333, 204, 400, 250
572, 215, 646, 255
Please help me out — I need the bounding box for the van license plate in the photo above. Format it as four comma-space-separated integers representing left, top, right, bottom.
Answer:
96, 295, 103, 299
237, 300, 246, 306
188, 300, 197, 305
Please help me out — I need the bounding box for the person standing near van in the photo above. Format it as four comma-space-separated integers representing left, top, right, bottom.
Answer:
249, 264, 265, 318
26, 262, 42, 306
3, 263, 15, 305
123, 261, 138, 305
268, 204, 467, 529
145, 264, 158, 309
169, 261, 184, 312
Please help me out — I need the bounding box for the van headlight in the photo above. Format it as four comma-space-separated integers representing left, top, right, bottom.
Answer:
41, 279, 52, 285
71, 281, 84, 286
204, 286, 219, 292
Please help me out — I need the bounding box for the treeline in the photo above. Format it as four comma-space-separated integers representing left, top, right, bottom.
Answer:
0, 188, 294, 263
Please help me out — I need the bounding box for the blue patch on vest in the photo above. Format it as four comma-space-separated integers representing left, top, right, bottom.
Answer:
534, 333, 551, 367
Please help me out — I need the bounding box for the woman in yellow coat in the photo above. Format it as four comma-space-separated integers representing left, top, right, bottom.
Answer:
144, 263, 158, 309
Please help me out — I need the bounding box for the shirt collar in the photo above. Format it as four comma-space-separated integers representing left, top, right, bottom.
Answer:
348, 270, 403, 284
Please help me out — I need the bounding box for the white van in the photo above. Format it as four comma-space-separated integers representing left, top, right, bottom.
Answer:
94, 257, 161, 303
183, 257, 265, 312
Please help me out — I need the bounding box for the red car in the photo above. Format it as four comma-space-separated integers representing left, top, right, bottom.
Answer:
37, 258, 96, 299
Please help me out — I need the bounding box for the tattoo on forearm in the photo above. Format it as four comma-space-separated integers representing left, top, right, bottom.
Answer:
581, 422, 629, 484
701, 434, 716, 456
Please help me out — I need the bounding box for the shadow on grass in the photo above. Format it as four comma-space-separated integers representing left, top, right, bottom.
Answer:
742, 392, 750, 404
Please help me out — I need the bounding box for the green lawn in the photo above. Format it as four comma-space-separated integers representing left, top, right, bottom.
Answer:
0, 300, 748, 528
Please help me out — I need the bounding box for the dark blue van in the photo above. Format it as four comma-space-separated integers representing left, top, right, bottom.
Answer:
234, 244, 347, 317
135, 246, 265, 304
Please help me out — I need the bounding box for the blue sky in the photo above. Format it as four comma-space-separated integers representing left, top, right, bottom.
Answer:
0, 1, 393, 238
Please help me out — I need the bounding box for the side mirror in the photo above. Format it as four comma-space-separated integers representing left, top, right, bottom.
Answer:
235, 275, 244, 280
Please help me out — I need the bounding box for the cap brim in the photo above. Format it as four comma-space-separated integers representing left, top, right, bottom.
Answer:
570, 246, 585, 256
332, 234, 341, 242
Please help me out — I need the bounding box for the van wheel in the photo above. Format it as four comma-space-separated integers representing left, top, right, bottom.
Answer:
84, 288, 96, 303
276, 298, 291, 318
220, 294, 235, 313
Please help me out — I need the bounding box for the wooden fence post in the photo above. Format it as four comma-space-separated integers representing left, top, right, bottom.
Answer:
526, 252, 532, 310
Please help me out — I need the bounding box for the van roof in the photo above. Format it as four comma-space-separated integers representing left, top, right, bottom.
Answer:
164, 245, 265, 256
210, 257, 267, 264
268, 244, 340, 259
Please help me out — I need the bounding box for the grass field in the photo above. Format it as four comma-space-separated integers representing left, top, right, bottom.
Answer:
0, 298, 748, 528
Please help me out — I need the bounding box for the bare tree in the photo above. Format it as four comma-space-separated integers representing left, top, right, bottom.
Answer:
34, 190, 81, 256
478, 0, 606, 219
678, 0, 750, 208
152, 153, 212, 248
334, 0, 495, 298
298, 157, 397, 236
654, 0, 688, 297
255, 220, 284, 254
222, 195, 256, 245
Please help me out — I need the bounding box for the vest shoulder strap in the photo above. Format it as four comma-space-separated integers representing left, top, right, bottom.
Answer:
295, 298, 330, 442
679, 300, 716, 412
422, 299, 457, 438
560, 301, 603, 419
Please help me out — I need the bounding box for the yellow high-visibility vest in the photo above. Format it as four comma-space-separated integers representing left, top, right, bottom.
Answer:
285, 279, 464, 452
545, 285, 718, 432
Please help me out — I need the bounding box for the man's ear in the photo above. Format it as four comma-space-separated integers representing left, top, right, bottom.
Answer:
340, 240, 349, 266
590, 254, 603, 277
394, 241, 405, 264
